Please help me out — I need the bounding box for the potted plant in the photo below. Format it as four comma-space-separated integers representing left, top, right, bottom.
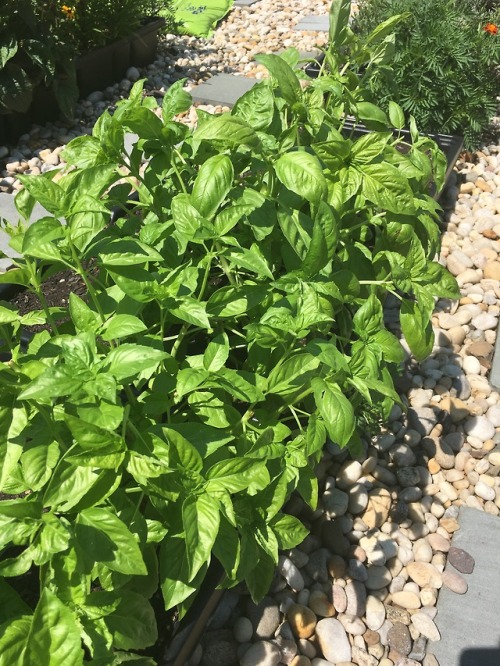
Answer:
0, 1, 459, 662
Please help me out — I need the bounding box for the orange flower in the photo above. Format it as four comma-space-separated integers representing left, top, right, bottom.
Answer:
61, 4, 75, 19
484, 23, 498, 35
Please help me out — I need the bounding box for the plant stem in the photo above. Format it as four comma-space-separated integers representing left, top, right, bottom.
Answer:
170, 323, 189, 358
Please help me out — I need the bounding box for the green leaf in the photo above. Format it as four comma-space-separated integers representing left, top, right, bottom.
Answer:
21, 442, 59, 491
43, 463, 104, 511
101, 315, 147, 341
191, 154, 234, 220
207, 458, 269, 494
224, 245, 273, 280
182, 494, 220, 581
268, 353, 320, 396
203, 333, 229, 372
0, 580, 32, 625
104, 592, 157, 650
351, 132, 392, 165
212, 514, 240, 579
245, 551, 276, 603
24, 588, 84, 666
371, 330, 405, 363
400, 298, 434, 361
328, 0, 351, 48
17, 176, 65, 216
254, 54, 301, 105
18, 366, 85, 402
355, 101, 389, 131
388, 100, 406, 130
98, 238, 163, 266
271, 514, 309, 550
275, 151, 327, 204
69, 293, 99, 333
0, 616, 31, 666
75, 508, 147, 576
353, 294, 383, 337
194, 115, 259, 149
358, 162, 415, 214
119, 106, 163, 140
312, 378, 355, 447
160, 536, 207, 610
301, 201, 338, 276
105, 344, 168, 382
232, 84, 275, 130
162, 426, 203, 472
0, 39, 17, 69
169, 298, 211, 329
207, 284, 268, 317
162, 79, 192, 121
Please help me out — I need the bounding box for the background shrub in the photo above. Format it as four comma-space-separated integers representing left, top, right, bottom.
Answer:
352, 0, 500, 147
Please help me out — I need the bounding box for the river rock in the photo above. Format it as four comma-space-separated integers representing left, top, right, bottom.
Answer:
315, 618, 351, 663
365, 595, 386, 631
287, 604, 317, 638
248, 597, 281, 638
391, 591, 421, 610
448, 546, 475, 574
464, 415, 496, 441
442, 569, 468, 594
406, 562, 443, 588
365, 565, 392, 590
411, 612, 440, 642
387, 622, 412, 656
240, 640, 282, 666
362, 489, 392, 529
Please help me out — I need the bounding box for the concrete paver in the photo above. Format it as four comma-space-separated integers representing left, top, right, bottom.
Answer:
429, 507, 500, 666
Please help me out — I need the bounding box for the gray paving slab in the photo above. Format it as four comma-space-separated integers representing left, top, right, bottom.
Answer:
428, 506, 500, 666
293, 14, 330, 32
489, 330, 500, 390
0, 192, 49, 272
234, 0, 259, 6
191, 74, 257, 107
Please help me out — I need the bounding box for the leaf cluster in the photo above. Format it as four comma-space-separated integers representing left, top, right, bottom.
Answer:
0, 1, 459, 661
352, 0, 500, 148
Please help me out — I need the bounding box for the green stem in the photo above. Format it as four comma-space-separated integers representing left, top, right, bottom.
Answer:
70, 247, 106, 324
171, 160, 187, 195
170, 323, 190, 359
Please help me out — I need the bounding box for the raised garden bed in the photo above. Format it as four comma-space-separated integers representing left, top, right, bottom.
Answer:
0, 17, 165, 145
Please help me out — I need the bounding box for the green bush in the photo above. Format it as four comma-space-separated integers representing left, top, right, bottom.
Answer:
352, 0, 500, 147
0, 1, 458, 662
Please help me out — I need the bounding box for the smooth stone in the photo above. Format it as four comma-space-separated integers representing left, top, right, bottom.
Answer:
348, 558, 368, 583
442, 569, 468, 594
397, 467, 421, 487
248, 597, 281, 638
407, 407, 437, 436
362, 489, 392, 529
291, 658, 312, 666
486, 405, 500, 427
471, 312, 497, 330
391, 591, 421, 610
345, 580, 367, 617
333, 584, 348, 613
348, 484, 369, 514
234, 617, 254, 643
427, 533, 450, 552
406, 562, 443, 589
365, 595, 386, 631
338, 613, 365, 635
352, 646, 378, 666
287, 604, 317, 639
475, 480, 496, 501
447, 546, 475, 574
423, 655, 440, 666
409, 635, 427, 661
411, 612, 440, 642
126, 66, 141, 81
279, 556, 305, 591
315, 618, 351, 664
240, 640, 282, 666
337, 460, 363, 489
323, 488, 349, 517
464, 415, 496, 442
365, 565, 391, 590
308, 590, 335, 618
387, 622, 412, 656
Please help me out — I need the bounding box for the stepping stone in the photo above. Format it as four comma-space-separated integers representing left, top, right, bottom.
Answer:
191, 73, 257, 107
293, 14, 330, 32
428, 507, 500, 666
489, 329, 500, 390
234, 0, 260, 6
0, 193, 50, 272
